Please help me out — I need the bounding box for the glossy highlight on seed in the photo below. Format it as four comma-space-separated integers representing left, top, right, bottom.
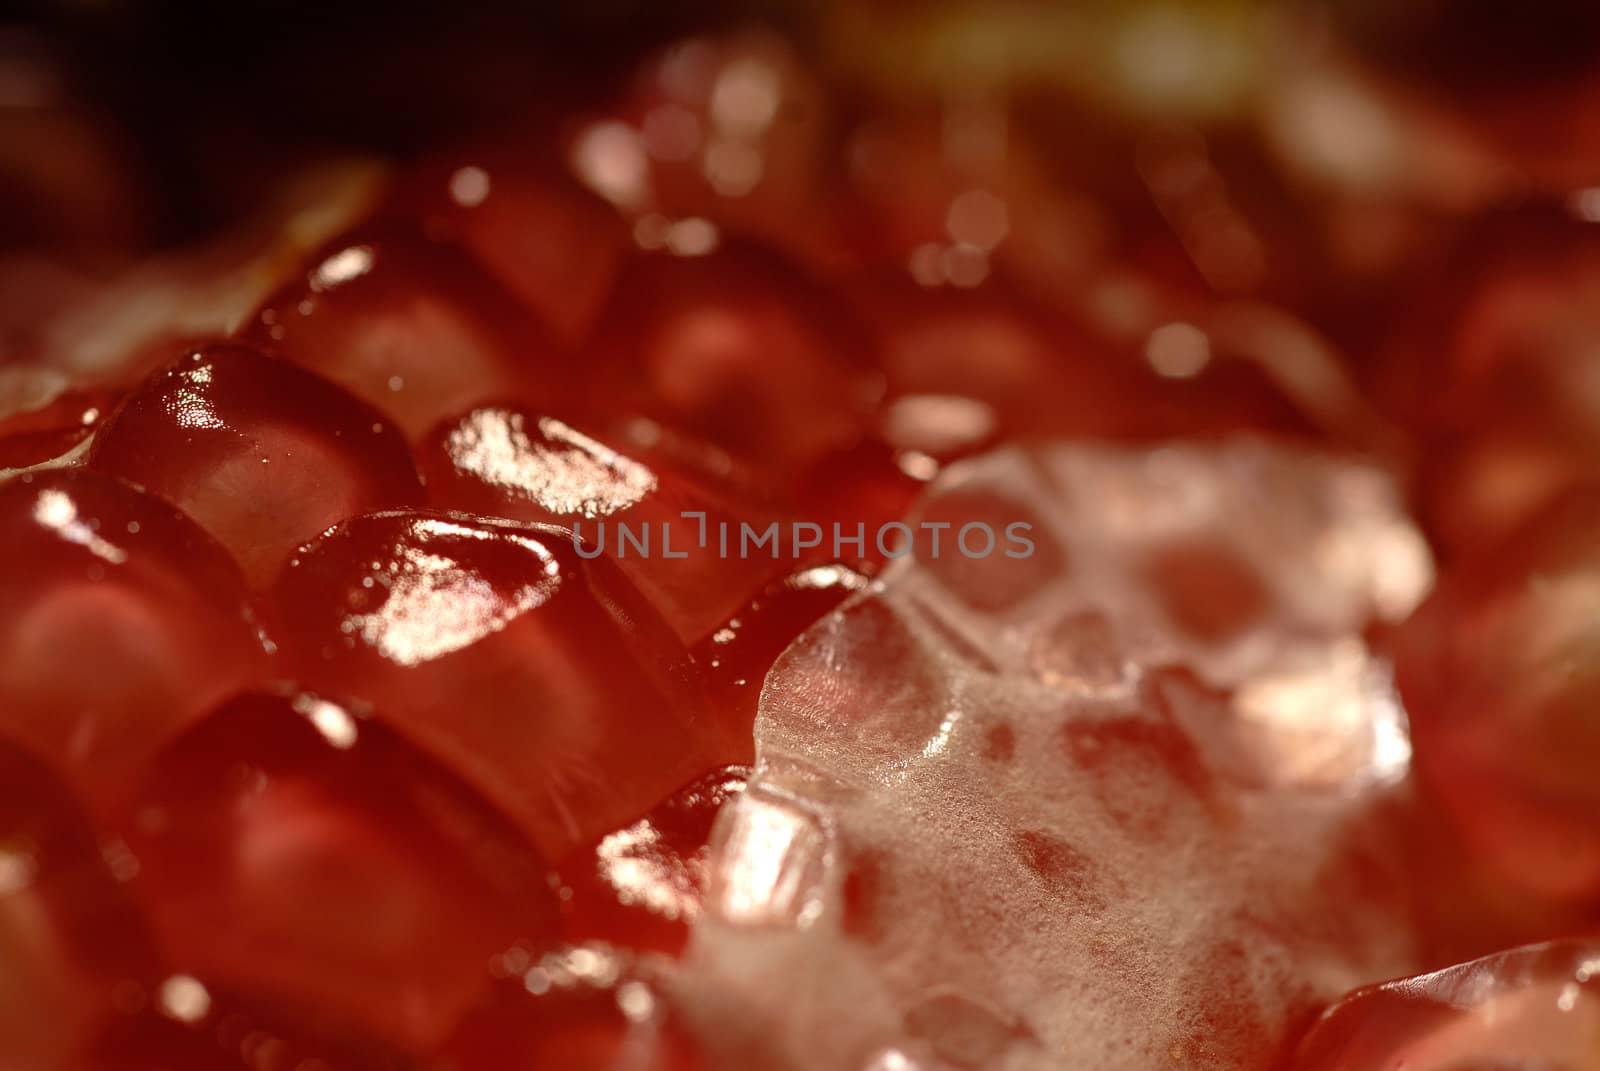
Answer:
273, 510, 723, 856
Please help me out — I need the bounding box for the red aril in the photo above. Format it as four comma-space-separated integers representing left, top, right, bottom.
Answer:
587, 239, 883, 478
0, 740, 157, 1071
423, 403, 784, 643
694, 563, 869, 749
0, 386, 114, 470
112, 689, 560, 1051
89, 343, 423, 588
389, 147, 629, 343
272, 510, 722, 857
0, 469, 264, 809
558, 765, 748, 955
1289, 939, 1600, 1070
1395, 487, 1600, 903
250, 224, 569, 439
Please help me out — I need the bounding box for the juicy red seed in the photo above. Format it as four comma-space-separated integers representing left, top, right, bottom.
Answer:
694, 563, 869, 752
0, 469, 264, 810
860, 281, 1131, 440
112, 689, 560, 1051
1395, 488, 1600, 903
88, 343, 424, 588
249, 224, 570, 439
438, 949, 705, 1070
558, 765, 749, 955
0, 387, 116, 469
423, 403, 787, 643
271, 510, 722, 857
1288, 939, 1600, 1070
388, 148, 628, 343
0, 740, 158, 1070
586, 239, 883, 476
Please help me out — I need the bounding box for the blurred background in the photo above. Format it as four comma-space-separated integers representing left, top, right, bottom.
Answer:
8, 0, 1600, 561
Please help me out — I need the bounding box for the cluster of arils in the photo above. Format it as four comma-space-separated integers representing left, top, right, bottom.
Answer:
4, 10, 1600, 1071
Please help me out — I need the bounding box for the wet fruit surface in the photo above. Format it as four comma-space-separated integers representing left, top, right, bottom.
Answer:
89, 343, 424, 587
1288, 939, 1600, 1070
250, 225, 569, 440
423, 403, 785, 643
8, 9, 1600, 1069
692, 563, 869, 750
558, 766, 750, 955
1395, 489, 1600, 903
272, 510, 721, 856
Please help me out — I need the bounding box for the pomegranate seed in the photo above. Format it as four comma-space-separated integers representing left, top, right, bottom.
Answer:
112, 689, 560, 1050
389, 147, 629, 343
694, 563, 869, 750
0, 740, 157, 1071
272, 510, 721, 856
0, 469, 264, 809
1289, 939, 1600, 1070
250, 225, 569, 439
559, 765, 749, 954
1396, 488, 1600, 903
89, 343, 423, 588
860, 280, 1132, 440
0, 387, 114, 470
423, 403, 786, 643
1385, 214, 1600, 554
586, 240, 883, 477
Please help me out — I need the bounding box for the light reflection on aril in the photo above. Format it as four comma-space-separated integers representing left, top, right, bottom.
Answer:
708, 785, 830, 930
274, 510, 721, 857
343, 520, 562, 668
88, 343, 425, 588
425, 402, 783, 645
560, 766, 749, 955
1289, 939, 1600, 1070
442, 408, 657, 520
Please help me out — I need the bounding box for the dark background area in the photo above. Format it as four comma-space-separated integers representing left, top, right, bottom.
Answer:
0, 1, 810, 246
5, 0, 1600, 250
